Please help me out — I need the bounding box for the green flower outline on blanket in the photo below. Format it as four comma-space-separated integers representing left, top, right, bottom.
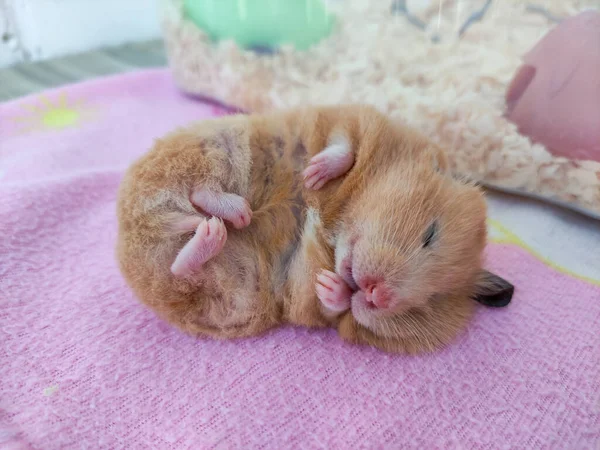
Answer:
488, 218, 600, 286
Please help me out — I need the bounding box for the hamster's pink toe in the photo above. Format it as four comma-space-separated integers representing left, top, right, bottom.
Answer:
191, 189, 253, 229
303, 142, 354, 190
316, 270, 352, 312
171, 217, 227, 277
231, 199, 253, 229
303, 162, 329, 190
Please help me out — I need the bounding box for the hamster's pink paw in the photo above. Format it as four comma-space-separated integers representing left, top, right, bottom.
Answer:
226, 197, 252, 229
171, 217, 227, 277
303, 140, 354, 190
316, 270, 352, 312
191, 189, 252, 229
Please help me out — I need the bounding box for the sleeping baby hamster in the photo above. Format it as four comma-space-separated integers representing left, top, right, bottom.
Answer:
116, 105, 513, 354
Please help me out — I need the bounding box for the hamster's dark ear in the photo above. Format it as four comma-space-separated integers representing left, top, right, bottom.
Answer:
472, 270, 514, 307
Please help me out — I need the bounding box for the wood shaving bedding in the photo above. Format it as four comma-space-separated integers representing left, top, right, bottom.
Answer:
161, 0, 600, 218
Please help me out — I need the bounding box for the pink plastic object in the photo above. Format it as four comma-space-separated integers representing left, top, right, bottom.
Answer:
506, 10, 600, 163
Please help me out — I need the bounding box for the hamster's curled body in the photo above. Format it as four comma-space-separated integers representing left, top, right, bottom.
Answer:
116, 105, 513, 354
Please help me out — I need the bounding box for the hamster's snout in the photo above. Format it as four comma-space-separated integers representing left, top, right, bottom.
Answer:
341, 253, 396, 311
362, 281, 392, 310
337, 235, 401, 311
346, 276, 399, 313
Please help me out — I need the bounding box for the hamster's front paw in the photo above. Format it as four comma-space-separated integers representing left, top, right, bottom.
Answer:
191, 189, 252, 229
303, 139, 354, 190
316, 270, 352, 312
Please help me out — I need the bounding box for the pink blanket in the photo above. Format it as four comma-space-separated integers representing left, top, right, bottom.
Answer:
1, 69, 598, 449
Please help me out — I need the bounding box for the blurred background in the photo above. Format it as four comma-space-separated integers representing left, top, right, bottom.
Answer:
0, 0, 161, 67
0, 0, 167, 102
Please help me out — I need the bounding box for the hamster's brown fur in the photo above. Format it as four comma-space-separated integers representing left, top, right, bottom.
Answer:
116, 105, 510, 354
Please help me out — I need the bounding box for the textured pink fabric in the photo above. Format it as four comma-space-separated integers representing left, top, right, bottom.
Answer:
1, 69, 599, 449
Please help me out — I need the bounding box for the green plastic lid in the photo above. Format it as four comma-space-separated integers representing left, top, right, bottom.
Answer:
183, 0, 334, 51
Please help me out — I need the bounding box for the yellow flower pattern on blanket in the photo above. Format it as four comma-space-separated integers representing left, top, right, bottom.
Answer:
10, 93, 96, 133
488, 219, 600, 286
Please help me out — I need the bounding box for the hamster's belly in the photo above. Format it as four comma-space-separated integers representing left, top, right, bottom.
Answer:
246, 132, 307, 302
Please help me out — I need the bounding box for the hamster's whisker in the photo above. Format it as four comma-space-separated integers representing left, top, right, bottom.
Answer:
403, 235, 426, 263
380, 320, 393, 339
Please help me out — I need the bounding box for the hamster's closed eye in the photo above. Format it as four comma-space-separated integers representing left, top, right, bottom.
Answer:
422, 221, 438, 248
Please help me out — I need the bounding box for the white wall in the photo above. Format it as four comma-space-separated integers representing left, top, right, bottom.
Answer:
0, 0, 161, 68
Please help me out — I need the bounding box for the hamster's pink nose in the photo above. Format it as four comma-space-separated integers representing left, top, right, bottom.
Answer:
364, 284, 390, 309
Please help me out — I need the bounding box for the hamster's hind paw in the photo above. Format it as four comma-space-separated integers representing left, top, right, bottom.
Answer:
303, 140, 354, 190
191, 189, 252, 229
171, 217, 227, 277
316, 270, 352, 313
